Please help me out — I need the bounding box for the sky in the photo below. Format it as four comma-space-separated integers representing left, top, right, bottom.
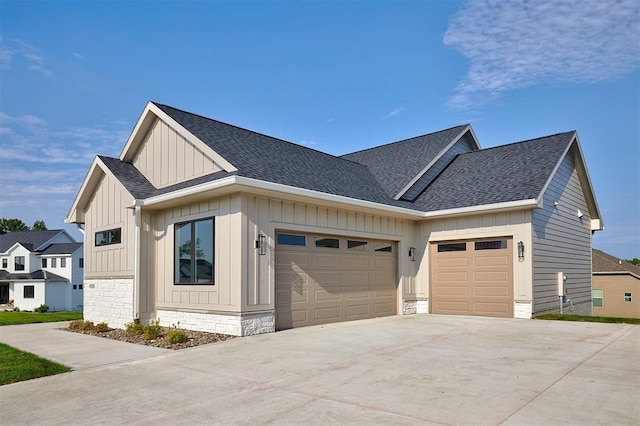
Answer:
0, 0, 638, 260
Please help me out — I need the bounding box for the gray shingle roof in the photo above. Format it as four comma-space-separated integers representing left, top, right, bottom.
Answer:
593, 249, 640, 277
0, 230, 66, 253
0, 269, 67, 282
412, 132, 575, 212
340, 125, 471, 197
40, 243, 83, 255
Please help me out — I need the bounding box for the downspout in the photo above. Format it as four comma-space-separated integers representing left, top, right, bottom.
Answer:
133, 204, 141, 322
76, 224, 85, 235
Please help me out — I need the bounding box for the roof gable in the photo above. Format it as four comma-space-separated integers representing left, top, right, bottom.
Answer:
40, 243, 83, 255
0, 230, 69, 253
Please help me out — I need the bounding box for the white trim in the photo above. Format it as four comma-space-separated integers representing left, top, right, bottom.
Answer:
420, 199, 539, 219
393, 125, 478, 200
119, 102, 237, 173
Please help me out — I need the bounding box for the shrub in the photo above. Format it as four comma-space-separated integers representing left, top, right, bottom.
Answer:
34, 304, 49, 313
125, 321, 144, 337
143, 319, 162, 340
166, 327, 188, 344
95, 322, 110, 332
80, 321, 95, 331
69, 320, 84, 330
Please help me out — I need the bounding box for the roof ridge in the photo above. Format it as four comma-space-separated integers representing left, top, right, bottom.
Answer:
152, 102, 360, 165
341, 124, 469, 157
474, 131, 576, 153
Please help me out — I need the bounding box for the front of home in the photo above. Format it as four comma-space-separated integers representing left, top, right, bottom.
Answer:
0, 230, 84, 311
592, 249, 640, 318
66, 102, 602, 335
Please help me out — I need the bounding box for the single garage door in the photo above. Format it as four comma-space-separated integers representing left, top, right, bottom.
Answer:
431, 238, 513, 318
276, 232, 397, 330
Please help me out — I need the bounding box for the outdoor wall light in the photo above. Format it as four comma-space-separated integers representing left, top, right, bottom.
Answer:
256, 234, 266, 256
408, 247, 416, 261
517, 241, 525, 261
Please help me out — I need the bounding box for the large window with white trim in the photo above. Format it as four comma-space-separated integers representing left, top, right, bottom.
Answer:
174, 218, 214, 285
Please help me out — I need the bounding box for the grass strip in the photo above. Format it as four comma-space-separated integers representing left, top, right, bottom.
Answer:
0, 311, 83, 326
535, 313, 640, 324
0, 343, 70, 385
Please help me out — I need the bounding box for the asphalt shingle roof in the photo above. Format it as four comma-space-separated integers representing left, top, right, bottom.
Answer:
0, 269, 67, 282
94, 103, 579, 215
40, 243, 83, 255
340, 125, 471, 197
592, 249, 640, 276
412, 132, 575, 212
0, 230, 65, 253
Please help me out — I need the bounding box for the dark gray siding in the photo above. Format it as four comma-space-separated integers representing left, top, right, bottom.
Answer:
532, 150, 592, 315
400, 135, 474, 201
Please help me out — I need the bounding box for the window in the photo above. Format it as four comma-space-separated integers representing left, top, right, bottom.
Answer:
348, 240, 368, 250
175, 218, 214, 285
592, 289, 603, 307
95, 228, 122, 247
316, 237, 340, 248
2, 258, 7, 268
438, 243, 466, 252
60, 258, 66, 268
374, 242, 393, 252
73, 284, 77, 290
79, 284, 83, 290
51, 258, 57, 268
41, 258, 47, 268
24, 285, 34, 298
624, 292, 632, 302
475, 240, 507, 250
15, 256, 25, 271
277, 233, 306, 246
79, 258, 84, 268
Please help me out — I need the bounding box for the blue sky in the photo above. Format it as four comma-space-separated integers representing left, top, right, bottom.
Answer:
0, 0, 638, 259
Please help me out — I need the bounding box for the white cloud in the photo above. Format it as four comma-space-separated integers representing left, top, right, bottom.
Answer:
0, 36, 14, 70
12, 39, 54, 78
382, 107, 404, 119
72, 51, 85, 60
444, 0, 640, 109
299, 140, 316, 146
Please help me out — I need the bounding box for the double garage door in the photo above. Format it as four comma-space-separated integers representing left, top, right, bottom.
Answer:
431, 238, 514, 318
275, 232, 397, 330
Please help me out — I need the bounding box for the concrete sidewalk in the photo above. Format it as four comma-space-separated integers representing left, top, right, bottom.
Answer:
0, 315, 638, 425
0, 321, 171, 370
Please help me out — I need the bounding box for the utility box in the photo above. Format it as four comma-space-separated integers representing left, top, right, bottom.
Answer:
557, 272, 566, 296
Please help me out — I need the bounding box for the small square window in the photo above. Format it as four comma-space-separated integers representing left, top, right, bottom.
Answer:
73, 284, 77, 290
61, 258, 66, 268
79, 284, 83, 290
79, 258, 84, 268
41, 258, 47, 268
624, 292, 632, 302
24, 285, 35, 298
592, 289, 603, 308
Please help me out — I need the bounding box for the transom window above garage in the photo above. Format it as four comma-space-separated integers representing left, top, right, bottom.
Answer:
475, 240, 508, 250
315, 237, 340, 248
437, 242, 466, 252
277, 233, 307, 246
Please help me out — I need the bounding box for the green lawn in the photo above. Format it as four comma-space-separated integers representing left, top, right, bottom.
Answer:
0, 311, 82, 326
535, 313, 640, 325
0, 343, 70, 385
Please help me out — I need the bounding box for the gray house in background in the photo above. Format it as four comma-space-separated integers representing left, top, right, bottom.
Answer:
66, 102, 602, 336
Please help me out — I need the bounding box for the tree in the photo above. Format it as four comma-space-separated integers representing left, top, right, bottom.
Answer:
31, 220, 47, 231
0, 218, 29, 234
628, 258, 640, 266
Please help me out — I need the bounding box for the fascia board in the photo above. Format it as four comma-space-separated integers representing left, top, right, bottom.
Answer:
593, 271, 640, 280
65, 158, 102, 224
393, 125, 475, 200
420, 199, 539, 219
119, 102, 237, 173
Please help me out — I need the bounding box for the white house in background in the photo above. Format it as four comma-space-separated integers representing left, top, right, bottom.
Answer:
66, 102, 603, 336
0, 230, 84, 311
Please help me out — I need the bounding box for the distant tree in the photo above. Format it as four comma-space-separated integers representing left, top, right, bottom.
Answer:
0, 218, 29, 234
31, 220, 47, 231
628, 258, 640, 266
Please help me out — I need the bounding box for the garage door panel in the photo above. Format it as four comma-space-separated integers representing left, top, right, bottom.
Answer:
435, 285, 469, 296
436, 257, 468, 268
474, 256, 509, 267
474, 271, 509, 282
436, 272, 468, 282
276, 234, 397, 330
474, 302, 511, 317
474, 286, 510, 297
436, 301, 470, 313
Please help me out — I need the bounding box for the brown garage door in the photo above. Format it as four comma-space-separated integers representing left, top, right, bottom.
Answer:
431, 238, 513, 318
276, 232, 397, 330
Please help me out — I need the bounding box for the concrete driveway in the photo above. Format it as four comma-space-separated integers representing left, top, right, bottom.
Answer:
0, 315, 638, 425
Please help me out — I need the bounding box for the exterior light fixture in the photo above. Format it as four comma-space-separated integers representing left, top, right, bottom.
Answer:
256, 234, 266, 255
408, 247, 416, 261
517, 241, 525, 261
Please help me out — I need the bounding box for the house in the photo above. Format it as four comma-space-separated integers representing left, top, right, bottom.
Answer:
0, 230, 84, 311
592, 249, 640, 318
66, 102, 603, 336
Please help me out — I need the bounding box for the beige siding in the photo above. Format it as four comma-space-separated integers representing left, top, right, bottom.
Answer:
84, 173, 135, 278
532, 152, 592, 315
132, 118, 224, 188
419, 211, 533, 307
592, 275, 640, 318
146, 195, 243, 314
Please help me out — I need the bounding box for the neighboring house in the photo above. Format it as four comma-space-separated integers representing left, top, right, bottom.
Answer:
592, 249, 640, 318
66, 102, 602, 336
0, 230, 84, 311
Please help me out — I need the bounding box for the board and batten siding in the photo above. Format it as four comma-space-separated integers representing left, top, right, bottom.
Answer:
532, 151, 592, 315
418, 211, 533, 305
132, 118, 224, 189
146, 195, 243, 314
84, 172, 135, 278
242, 194, 417, 312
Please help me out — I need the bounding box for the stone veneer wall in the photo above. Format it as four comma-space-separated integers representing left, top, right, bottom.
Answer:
157, 310, 275, 336
402, 299, 429, 315
83, 278, 134, 329
514, 301, 532, 319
